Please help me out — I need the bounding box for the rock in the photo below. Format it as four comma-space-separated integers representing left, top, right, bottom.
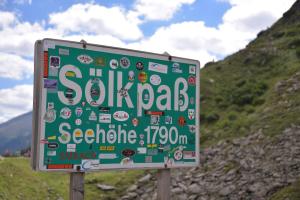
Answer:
171, 187, 183, 194
219, 185, 235, 196
127, 184, 138, 192
188, 183, 201, 194
127, 192, 138, 198
138, 174, 151, 183
96, 184, 115, 191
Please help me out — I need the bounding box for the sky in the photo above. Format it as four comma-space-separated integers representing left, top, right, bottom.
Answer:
0, 0, 297, 123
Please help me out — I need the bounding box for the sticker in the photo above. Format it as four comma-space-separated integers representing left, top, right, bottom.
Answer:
90, 100, 100, 106
99, 107, 110, 112
108, 131, 116, 141
49, 67, 58, 76
48, 136, 56, 140
120, 57, 130, 68
44, 79, 57, 89
67, 144, 76, 152
118, 88, 128, 98
47, 164, 73, 169
60, 152, 96, 160
128, 71, 135, 81
86, 129, 94, 137
172, 63, 182, 73
183, 151, 196, 159
99, 146, 115, 151
44, 109, 56, 123
60, 133, 70, 143
145, 111, 164, 116
178, 116, 186, 126
95, 57, 105, 66
138, 72, 148, 83
150, 115, 160, 125
99, 153, 117, 159
164, 144, 171, 151
121, 157, 133, 165
49, 56, 60, 68
174, 150, 183, 160
110, 59, 118, 69
139, 134, 145, 139
82, 159, 100, 170
148, 62, 168, 74
188, 75, 196, 85
77, 55, 93, 64
59, 48, 69, 56
137, 147, 147, 154
75, 107, 83, 117
99, 113, 111, 123
132, 118, 138, 127
122, 149, 135, 157
48, 142, 59, 149
47, 151, 56, 156
74, 129, 83, 137
147, 144, 157, 148
82, 101, 86, 107
150, 74, 161, 85
65, 88, 74, 99
189, 65, 196, 74
148, 149, 158, 155
75, 119, 82, 125
145, 156, 152, 163
89, 111, 97, 121
144, 94, 149, 101
190, 97, 195, 105
113, 111, 129, 121
165, 116, 172, 124
65, 71, 76, 77
139, 140, 144, 146
91, 88, 100, 97
188, 125, 196, 133
188, 109, 195, 120
60, 107, 71, 119
136, 62, 144, 70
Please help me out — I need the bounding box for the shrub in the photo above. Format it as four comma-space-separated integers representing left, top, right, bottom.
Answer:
206, 113, 220, 123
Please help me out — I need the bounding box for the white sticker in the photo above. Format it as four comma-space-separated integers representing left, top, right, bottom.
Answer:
110, 59, 119, 69
77, 55, 93, 64
150, 74, 161, 85
148, 62, 168, 74
137, 147, 147, 154
59, 48, 69, 55
60, 107, 71, 119
81, 159, 100, 170
47, 151, 56, 156
113, 111, 129, 121
99, 153, 117, 159
189, 65, 196, 74
99, 114, 111, 123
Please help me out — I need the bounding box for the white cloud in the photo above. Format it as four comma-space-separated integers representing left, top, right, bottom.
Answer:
134, 0, 195, 20
49, 3, 143, 41
0, 53, 33, 79
0, 11, 16, 28
0, 84, 33, 123
132, 0, 195, 21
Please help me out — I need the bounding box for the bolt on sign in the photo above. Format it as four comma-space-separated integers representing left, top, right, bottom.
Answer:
31, 38, 200, 171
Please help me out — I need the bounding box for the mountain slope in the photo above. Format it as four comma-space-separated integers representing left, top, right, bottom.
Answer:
200, 0, 300, 146
0, 112, 32, 154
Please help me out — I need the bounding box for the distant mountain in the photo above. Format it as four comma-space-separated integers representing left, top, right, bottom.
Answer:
0, 112, 32, 154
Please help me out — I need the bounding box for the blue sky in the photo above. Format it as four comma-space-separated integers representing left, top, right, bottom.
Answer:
0, 0, 296, 122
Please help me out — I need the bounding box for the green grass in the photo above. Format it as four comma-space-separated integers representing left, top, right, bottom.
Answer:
270, 179, 300, 200
0, 157, 144, 200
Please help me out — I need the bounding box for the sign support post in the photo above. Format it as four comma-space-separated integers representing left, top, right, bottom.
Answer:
157, 168, 171, 200
70, 172, 85, 200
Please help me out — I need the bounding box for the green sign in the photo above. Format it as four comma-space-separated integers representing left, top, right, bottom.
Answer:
32, 38, 200, 171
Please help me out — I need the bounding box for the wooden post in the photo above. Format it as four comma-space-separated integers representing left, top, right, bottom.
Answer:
157, 169, 171, 200
70, 172, 85, 200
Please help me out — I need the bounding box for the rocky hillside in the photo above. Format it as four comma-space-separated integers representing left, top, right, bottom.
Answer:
120, 0, 300, 199
120, 125, 300, 199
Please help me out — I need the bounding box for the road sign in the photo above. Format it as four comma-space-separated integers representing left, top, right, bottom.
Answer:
32, 38, 200, 171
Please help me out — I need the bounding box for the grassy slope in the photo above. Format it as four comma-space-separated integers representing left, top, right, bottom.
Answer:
270, 179, 300, 200
0, 157, 144, 200
200, 0, 300, 147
